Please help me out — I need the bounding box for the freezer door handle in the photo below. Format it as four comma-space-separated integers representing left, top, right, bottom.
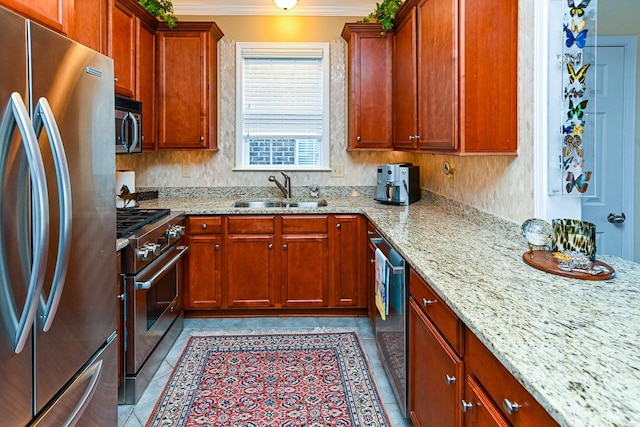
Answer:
33, 97, 72, 332
63, 358, 103, 426
0, 92, 50, 353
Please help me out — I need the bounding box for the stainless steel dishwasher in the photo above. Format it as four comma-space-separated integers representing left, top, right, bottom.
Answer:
370, 233, 408, 417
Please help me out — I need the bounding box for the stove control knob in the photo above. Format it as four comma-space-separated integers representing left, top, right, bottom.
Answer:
167, 224, 185, 239
135, 247, 150, 261
144, 242, 161, 255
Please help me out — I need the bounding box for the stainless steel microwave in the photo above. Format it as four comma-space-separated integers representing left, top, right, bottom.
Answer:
115, 96, 142, 154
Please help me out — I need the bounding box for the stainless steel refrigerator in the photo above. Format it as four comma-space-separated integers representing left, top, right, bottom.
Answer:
0, 6, 117, 426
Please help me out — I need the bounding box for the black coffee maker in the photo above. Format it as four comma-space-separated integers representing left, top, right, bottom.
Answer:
375, 163, 421, 205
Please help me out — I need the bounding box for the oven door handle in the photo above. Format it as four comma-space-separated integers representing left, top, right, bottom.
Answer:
135, 245, 189, 290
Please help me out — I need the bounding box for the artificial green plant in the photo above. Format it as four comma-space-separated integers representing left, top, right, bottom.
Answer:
360, 0, 403, 33
138, 0, 178, 28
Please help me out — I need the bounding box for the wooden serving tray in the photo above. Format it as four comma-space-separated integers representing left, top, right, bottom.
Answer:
522, 251, 616, 280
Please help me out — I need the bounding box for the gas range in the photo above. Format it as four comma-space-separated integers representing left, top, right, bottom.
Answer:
117, 208, 186, 275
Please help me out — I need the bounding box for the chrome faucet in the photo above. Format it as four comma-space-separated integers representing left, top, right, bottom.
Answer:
269, 172, 291, 198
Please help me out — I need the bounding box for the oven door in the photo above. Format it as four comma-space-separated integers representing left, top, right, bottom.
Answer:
126, 244, 188, 375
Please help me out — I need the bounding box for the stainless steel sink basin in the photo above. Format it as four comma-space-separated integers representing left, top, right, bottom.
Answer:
232, 199, 328, 208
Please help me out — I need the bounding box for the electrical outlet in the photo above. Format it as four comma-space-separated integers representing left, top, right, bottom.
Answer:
182, 164, 191, 178
331, 164, 344, 177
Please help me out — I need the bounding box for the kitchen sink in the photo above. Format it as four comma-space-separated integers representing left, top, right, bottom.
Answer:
232, 199, 328, 208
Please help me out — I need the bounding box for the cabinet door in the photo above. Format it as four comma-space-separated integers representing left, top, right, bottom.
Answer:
157, 26, 217, 150
281, 234, 329, 307
70, 0, 107, 53
137, 19, 156, 150
392, 7, 418, 150
417, 0, 457, 151
409, 298, 463, 427
459, 0, 517, 154
342, 24, 393, 151
226, 234, 276, 308
186, 234, 222, 309
1, 0, 68, 34
331, 215, 364, 307
111, 0, 136, 98
463, 376, 510, 427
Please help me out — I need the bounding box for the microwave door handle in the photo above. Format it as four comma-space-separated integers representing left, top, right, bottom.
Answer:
129, 113, 139, 152
120, 112, 130, 152
0, 92, 50, 353
33, 98, 72, 332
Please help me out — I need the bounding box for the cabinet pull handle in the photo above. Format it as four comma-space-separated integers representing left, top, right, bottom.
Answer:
336, 223, 341, 229
201, 223, 207, 229
283, 244, 288, 250
460, 400, 473, 412
423, 298, 437, 306
445, 374, 456, 385
367, 231, 375, 235
268, 243, 273, 249
502, 398, 522, 414
214, 244, 219, 250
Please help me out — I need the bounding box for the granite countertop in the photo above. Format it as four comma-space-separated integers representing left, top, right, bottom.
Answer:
137, 194, 640, 426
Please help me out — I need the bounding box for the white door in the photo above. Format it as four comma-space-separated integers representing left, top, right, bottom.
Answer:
582, 39, 636, 260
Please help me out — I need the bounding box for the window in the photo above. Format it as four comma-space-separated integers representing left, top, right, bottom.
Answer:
236, 43, 330, 170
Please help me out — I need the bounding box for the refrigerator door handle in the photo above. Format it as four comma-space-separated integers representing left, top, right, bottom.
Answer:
0, 92, 50, 353
33, 97, 72, 332
61, 358, 104, 427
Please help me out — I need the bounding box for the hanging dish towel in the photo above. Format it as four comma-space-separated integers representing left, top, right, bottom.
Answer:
374, 248, 389, 320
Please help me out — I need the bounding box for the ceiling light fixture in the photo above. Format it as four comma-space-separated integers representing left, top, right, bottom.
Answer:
274, 0, 298, 11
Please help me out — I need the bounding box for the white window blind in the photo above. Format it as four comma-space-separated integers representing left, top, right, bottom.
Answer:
236, 43, 330, 170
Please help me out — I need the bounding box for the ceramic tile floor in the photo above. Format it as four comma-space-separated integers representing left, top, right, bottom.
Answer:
118, 316, 413, 427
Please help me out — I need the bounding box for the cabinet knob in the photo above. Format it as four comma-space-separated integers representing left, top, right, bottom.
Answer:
502, 398, 522, 414
201, 223, 207, 229
214, 244, 220, 250
200, 136, 204, 142
445, 374, 456, 385
460, 400, 473, 413
114, 77, 119, 83
370, 259, 375, 264
117, 293, 126, 301
283, 244, 288, 250
423, 298, 437, 307
356, 135, 361, 141
268, 243, 273, 249
336, 223, 341, 229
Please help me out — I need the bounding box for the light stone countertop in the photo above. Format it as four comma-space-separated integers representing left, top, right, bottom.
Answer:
137, 194, 640, 427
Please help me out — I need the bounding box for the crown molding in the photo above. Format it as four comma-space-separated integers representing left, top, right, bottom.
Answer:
173, 5, 370, 17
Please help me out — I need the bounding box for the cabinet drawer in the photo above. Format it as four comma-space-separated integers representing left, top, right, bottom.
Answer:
188, 216, 222, 234
409, 268, 461, 353
227, 216, 275, 234
465, 332, 559, 426
281, 215, 328, 234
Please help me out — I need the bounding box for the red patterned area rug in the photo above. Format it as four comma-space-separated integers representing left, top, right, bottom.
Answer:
147, 332, 390, 427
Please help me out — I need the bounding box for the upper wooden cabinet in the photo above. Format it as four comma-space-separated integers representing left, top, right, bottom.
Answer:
69, 0, 108, 54
393, 0, 518, 155
111, 0, 137, 98
137, 19, 156, 150
0, 0, 69, 34
156, 22, 223, 150
342, 23, 393, 151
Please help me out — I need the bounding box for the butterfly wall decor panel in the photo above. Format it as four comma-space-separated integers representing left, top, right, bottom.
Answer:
551, 0, 598, 197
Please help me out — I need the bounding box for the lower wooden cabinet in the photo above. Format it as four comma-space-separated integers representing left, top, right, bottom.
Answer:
408, 266, 558, 427
184, 214, 365, 312
409, 298, 463, 427
185, 216, 223, 309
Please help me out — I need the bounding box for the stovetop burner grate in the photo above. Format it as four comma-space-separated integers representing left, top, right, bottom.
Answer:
117, 208, 170, 238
